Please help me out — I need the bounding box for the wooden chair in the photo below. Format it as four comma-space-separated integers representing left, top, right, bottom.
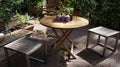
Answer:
42, 7, 60, 16
86, 26, 119, 56
4, 35, 48, 67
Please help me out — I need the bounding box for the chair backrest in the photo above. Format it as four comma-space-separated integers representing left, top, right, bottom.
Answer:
42, 7, 59, 16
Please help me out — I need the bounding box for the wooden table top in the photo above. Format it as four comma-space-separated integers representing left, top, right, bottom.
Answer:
40, 16, 89, 29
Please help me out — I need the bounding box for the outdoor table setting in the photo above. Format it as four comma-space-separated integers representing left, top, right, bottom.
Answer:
40, 16, 89, 59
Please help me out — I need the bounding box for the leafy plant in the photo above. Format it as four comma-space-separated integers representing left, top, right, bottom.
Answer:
64, 0, 120, 30
0, 0, 14, 21
26, 0, 46, 8
9, 0, 24, 13
90, 0, 120, 30
0, 7, 12, 21
58, 49, 68, 64
16, 13, 31, 25
64, 7, 74, 15
35, 0, 46, 8
0, 0, 15, 30
58, 2, 74, 16
63, 0, 74, 8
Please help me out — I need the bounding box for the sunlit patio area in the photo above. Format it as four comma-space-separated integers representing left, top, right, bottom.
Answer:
0, 0, 120, 67
0, 24, 120, 67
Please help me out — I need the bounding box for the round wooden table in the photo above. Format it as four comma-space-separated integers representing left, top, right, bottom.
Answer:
40, 16, 89, 59
40, 16, 89, 29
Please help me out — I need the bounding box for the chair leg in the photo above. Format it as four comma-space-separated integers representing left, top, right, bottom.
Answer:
4, 48, 11, 67
44, 44, 47, 63
25, 54, 30, 67
114, 33, 119, 51
96, 35, 100, 45
103, 37, 108, 56
86, 31, 90, 49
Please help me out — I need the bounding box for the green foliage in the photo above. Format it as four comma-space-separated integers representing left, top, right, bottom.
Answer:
16, 13, 31, 25
66, 0, 120, 30
90, 0, 120, 30
0, 0, 14, 22
57, 2, 74, 16
0, 0, 26, 21
0, 0, 46, 21
9, 0, 24, 13
75, 0, 97, 17
35, 0, 46, 8
26, 0, 46, 8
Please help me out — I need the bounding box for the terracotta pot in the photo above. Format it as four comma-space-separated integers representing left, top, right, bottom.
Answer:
15, 23, 34, 31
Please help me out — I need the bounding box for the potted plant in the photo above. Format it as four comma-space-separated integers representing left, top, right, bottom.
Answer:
0, 1, 14, 31
56, 2, 74, 22
58, 49, 69, 65
15, 13, 34, 31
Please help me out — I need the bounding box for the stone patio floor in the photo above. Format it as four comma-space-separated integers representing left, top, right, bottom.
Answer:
0, 25, 120, 67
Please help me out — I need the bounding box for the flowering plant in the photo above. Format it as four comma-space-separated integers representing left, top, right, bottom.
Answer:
55, 2, 74, 22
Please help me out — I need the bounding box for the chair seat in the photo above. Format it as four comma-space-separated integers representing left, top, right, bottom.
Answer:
89, 26, 119, 37
4, 36, 46, 55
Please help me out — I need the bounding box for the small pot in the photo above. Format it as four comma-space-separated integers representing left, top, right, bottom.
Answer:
65, 17, 70, 22
61, 16, 66, 21
70, 15, 73, 21
56, 16, 61, 21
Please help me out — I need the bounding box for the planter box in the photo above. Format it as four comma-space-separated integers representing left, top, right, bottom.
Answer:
0, 17, 18, 32
15, 24, 34, 31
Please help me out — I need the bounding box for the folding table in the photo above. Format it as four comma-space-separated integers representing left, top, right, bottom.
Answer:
40, 16, 89, 58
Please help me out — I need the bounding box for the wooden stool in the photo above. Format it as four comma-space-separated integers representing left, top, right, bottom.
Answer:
86, 26, 119, 56
4, 36, 48, 67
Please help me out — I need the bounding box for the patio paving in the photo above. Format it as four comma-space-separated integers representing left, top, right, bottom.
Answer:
0, 25, 120, 67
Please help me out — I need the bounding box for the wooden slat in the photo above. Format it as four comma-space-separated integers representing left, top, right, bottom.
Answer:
4, 36, 46, 55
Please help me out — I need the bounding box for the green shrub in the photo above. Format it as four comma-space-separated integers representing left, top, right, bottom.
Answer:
90, 0, 120, 30
66, 0, 120, 30
16, 13, 31, 25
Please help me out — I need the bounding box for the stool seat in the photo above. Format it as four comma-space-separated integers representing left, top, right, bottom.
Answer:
4, 36, 48, 67
86, 26, 119, 56
4, 36, 46, 55
89, 26, 119, 37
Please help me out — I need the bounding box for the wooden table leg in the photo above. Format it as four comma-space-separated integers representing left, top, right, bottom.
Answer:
61, 29, 76, 58
61, 29, 77, 48
51, 29, 76, 59
51, 29, 69, 52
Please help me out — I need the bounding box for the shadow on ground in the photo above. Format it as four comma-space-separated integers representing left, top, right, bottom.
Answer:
77, 49, 105, 65
77, 48, 115, 65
